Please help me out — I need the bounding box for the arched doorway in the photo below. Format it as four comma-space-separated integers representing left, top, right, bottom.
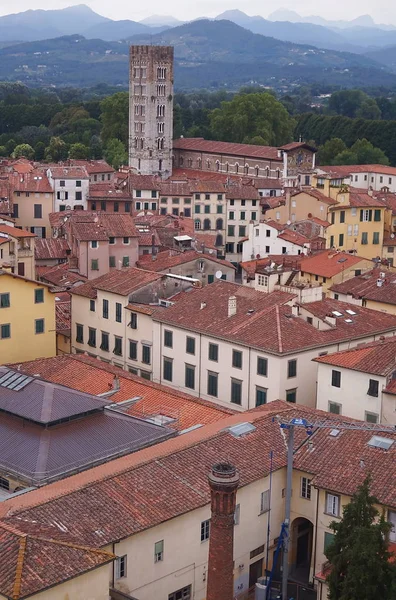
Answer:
290, 517, 314, 584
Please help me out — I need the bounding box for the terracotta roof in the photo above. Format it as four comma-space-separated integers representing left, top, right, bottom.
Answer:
68, 159, 114, 174
290, 220, 329, 240
38, 263, 86, 288
384, 236, 396, 247
319, 164, 396, 177
331, 268, 396, 305
159, 181, 192, 196
313, 336, 396, 376
11, 355, 234, 433
278, 229, 310, 247
252, 178, 283, 189
10, 171, 52, 193
279, 142, 316, 152
375, 191, 396, 215
300, 250, 369, 278
226, 184, 260, 200
48, 166, 89, 179
0, 225, 35, 239
88, 185, 132, 200
137, 227, 161, 247
137, 250, 235, 272
0, 521, 114, 600
190, 180, 226, 193
35, 238, 70, 261
240, 255, 303, 279
71, 267, 162, 299
173, 138, 282, 161
68, 213, 138, 241
154, 283, 396, 354
55, 293, 71, 334
171, 168, 238, 184
348, 190, 385, 209
128, 174, 161, 190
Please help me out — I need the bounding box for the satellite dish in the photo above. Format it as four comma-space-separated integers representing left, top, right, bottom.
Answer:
215, 270, 223, 279
391, 234, 395, 239
287, 220, 291, 225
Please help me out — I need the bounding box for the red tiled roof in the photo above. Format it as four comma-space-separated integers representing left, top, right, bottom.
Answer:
55, 293, 71, 334
319, 164, 396, 177
278, 229, 310, 247
159, 181, 192, 196
10, 171, 52, 193
279, 142, 316, 152
68, 159, 114, 174
38, 263, 86, 288
313, 336, 396, 376
48, 166, 89, 179
35, 238, 70, 261
190, 180, 226, 193
137, 250, 235, 272
0, 521, 114, 600
173, 138, 282, 161
0, 225, 35, 238
226, 184, 260, 200
252, 178, 283, 189
11, 355, 234, 432
71, 267, 162, 299
300, 250, 369, 278
348, 190, 385, 209
128, 174, 161, 190
240, 255, 303, 278
69, 213, 138, 241
331, 268, 396, 305
292, 188, 337, 205
375, 191, 396, 215
171, 168, 238, 184
88, 185, 132, 200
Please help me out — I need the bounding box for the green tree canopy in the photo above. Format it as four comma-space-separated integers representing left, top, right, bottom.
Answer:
45, 137, 68, 162
325, 476, 394, 600
104, 138, 128, 170
12, 143, 35, 159
209, 92, 295, 146
69, 143, 90, 159
328, 90, 379, 119
100, 92, 128, 146
317, 138, 347, 165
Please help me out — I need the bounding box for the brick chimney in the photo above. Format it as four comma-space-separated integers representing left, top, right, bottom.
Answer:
228, 295, 237, 317
206, 463, 239, 600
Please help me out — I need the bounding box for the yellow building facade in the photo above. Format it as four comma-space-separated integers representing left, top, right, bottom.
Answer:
0, 271, 56, 363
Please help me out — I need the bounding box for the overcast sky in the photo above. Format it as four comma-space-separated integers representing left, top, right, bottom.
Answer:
0, 0, 395, 25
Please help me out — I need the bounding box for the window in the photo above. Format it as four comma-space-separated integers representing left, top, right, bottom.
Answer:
100, 332, 109, 352
232, 349, 242, 369
234, 504, 240, 525
200, 519, 210, 542
330, 235, 334, 248
287, 359, 297, 378
109, 256, 116, 268
329, 402, 341, 415
113, 336, 122, 356
301, 477, 311, 500
0, 293, 10, 308
186, 336, 195, 355
13, 204, 18, 218
91, 259, 99, 271
89, 299, 95, 312
33, 318, 44, 335
164, 330, 173, 348
91, 240, 98, 249
374, 209, 381, 222
154, 540, 164, 563
338, 233, 344, 247
331, 370, 341, 388
116, 555, 127, 579
129, 340, 137, 360
324, 532, 335, 552
168, 586, 192, 600
231, 379, 242, 405
260, 490, 270, 513
140, 370, 151, 380
103, 299, 109, 319
326, 493, 340, 517
360, 209, 372, 222
373, 232, 380, 245
88, 327, 96, 348
365, 411, 379, 424
0, 476, 9, 491
331, 212, 335, 225
185, 364, 195, 390
0, 324, 10, 339
256, 386, 267, 406
208, 343, 218, 361
286, 389, 297, 403
228, 225, 235, 237
217, 205, 223, 214
115, 302, 122, 323
163, 357, 173, 382
34, 204, 42, 219
122, 256, 130, 267
142, 344, 151, 365
367, 379, 379, 397
340, 211, 345, 223
239, 226, 246, 237
257, 356, 268, 376
207, 371, 218, 397
240, 211, 246, 220
361, 232, 368, 245
76, 180, 82, 187
130, 313, 138, 329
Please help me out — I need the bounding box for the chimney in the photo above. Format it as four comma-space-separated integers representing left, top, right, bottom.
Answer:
151, 233, 157, 261
112, 375, 120, 391
200, 301, 207, 310
228, 295, 237, 317
206, 463, 239, 600
292, 305, 299, 317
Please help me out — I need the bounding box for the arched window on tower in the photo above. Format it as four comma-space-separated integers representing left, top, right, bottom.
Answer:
215, 234, 223, 247
194, 219, 201, 230
140, 139, 144, 150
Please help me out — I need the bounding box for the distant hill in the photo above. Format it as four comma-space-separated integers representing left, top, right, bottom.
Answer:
0, 21, 395, 89
83, 20, 167, 41
140, 15, 184, 27
267, 9, 396, 31
365, 46, 396, 70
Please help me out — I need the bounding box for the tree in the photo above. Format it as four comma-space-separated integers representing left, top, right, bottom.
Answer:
12, 143, 35, 159
325, 476, 394, 600
356, 99, 381, 120
0, 146, 6, 157
100, 92, 128, 146
104, 138, 128, 169
317, 138, 347, 165
34, 142, 46, 161
329, 90, 368, 118
44, 136, 68, 162
350, 138, 389, 165
209, 92, 295, 146
69, 143, 90, 159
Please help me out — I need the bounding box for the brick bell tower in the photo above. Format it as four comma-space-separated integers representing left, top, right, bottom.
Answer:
128, 45, 174, 178
207, 462, 240, 600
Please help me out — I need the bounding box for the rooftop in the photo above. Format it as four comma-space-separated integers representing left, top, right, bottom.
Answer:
55, 293, 71, 334
313, 336, 396, 377
71, 267, 163, 299
10, 355, 234, 432
300, 250, 370, 278
331, 268, 396, 305
0, 224, 35, 239
173, 137, 282, 161
34, 238, 70, 261
47, 166, 89, 179
68, 159, 114, 174
137, 249, 235, 272
10, 170, 53, 194
293, 187, 337, 205
240, 255, 303, 279
319, 164, 396, 177
37, 263, 86, 289
70, 213, 138, 241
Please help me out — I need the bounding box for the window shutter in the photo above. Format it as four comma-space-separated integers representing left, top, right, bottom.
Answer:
326, 494, 333, 514
360, 209, 363, 222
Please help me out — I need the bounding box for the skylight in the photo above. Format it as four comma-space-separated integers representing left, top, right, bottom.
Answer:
228, 422, 256, 437
0, 370, 33, 391
368, 436, 394, 450
346, 309, 357, 316
330, 429, 340, 437
332, 311, 343, 317
345, 319, 353, 323
145, 414, 176, 426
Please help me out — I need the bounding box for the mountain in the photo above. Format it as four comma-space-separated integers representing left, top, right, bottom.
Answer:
0, 4, 110, 41
140, 15, 184, 27
82, 20, 167, 41
0, 21, 394, 89
365, 46, 396, 70
267, 8, 395, 31
214, 10, 360, 52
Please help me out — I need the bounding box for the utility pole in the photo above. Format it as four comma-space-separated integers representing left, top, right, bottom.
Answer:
281, 425, 294, 600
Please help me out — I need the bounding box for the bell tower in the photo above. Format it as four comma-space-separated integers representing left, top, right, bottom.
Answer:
129, 45, 174, 178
